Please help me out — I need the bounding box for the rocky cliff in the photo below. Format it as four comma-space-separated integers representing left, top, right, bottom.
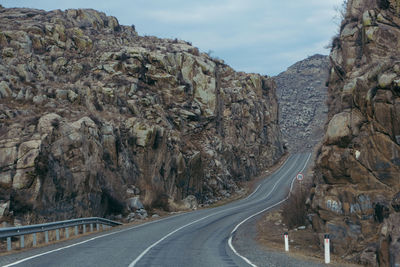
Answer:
274, 54, 329, 152
309, 0, 400, 265
0, 6, 284, 225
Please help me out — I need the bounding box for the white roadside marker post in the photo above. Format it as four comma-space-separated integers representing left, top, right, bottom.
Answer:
324, 234, 330, 264
284, 232, 289, 252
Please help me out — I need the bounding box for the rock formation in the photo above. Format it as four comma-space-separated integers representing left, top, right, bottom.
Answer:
274, 54, 329, 152
0, 6, 284, 224
309, 0, 400, 265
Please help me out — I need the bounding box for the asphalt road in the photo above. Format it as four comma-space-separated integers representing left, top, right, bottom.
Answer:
1, 153, 311, 267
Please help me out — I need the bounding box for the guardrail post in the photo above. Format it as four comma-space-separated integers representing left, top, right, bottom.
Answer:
20, 235, 24, 248
7, 237, 11, 251
324, 234, 330, 264
0, 217, 121, 251
284, 232, 289, 252
33, 233, 37, 246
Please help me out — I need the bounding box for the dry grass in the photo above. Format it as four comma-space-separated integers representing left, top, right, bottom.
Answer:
150, 188, 170, 211
257, 150, 361, 266
282, 186, 309, 229
257, 210, 361, 266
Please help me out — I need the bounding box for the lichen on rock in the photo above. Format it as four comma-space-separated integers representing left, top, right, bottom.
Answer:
0, 7, 285, 225
309, 0, 400, 265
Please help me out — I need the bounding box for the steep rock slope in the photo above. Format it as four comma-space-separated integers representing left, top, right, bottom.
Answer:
0, 7, 284, 225
309, 0, 400, 265
274, 54, 329, 152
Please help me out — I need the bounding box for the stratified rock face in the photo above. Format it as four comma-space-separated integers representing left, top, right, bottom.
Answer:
0, 7, 284, 224
274, 54, 329, 152
309, 0, 400, 265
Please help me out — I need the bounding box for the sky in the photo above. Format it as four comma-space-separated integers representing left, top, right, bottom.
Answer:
2, 0, 343, 75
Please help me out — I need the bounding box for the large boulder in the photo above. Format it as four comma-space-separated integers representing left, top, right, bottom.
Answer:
325, 112, 351, 146
127, 197, 144, 211
0, 6, 285, 225
392, 192, 400, 212
309, 0, 400, 265
182, 195, 198, 210
0, 81, 11, 98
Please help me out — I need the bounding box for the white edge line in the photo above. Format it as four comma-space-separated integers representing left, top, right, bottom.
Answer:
228, 153, 312, 267
4, 230, 121, 267
228, 236, 257, 267
245, 154, 294, 201
244, 184, 261, 200
5, 154, 304, 267
3, 212, 189, 267
128, 154, 295, 266
128, 211, 221, 267
128, 193, 274, 266
5, 155, 293, 267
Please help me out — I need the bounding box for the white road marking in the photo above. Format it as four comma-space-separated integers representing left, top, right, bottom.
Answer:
244, 155, 291, 201
129, 210, 224, 266
2, 212, 189, 267
228, 236, 257, 267
4, 154, 306, 267
128, 202, 259, 266
228, 153, 312, 267
3, 230, 122, 267
129, 155, 299, 266
244, 184, 261, 200
4, 154, 293, 267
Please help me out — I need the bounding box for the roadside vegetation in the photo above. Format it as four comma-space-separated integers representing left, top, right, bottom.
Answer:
282, 186, 309, 229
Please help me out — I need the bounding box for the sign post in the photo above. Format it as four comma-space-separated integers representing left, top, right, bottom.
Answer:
296, 172, 304, 192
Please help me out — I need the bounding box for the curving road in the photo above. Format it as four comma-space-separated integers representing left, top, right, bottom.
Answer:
1, 153, 312, 267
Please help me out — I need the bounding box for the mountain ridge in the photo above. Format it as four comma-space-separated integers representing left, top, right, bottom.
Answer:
274, 54, 329, 152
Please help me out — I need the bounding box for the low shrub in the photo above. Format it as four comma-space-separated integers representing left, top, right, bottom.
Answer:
282, 186, 308, 229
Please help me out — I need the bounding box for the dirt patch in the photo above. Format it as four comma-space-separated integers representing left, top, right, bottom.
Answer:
256, 150, 361, 266
256, 209, 361, 266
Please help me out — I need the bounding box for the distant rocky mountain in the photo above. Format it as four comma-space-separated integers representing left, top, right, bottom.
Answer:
274, 54, 330, 152
309, 0, 400, 265
0, 7, 284, 225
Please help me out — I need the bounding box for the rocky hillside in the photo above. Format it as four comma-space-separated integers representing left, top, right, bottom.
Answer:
0, 6, 285, 225
274, 54, 329, 152
309, 0, 400, 265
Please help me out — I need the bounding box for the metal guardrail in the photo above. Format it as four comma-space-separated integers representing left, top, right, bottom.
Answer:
0, 217, 122, 251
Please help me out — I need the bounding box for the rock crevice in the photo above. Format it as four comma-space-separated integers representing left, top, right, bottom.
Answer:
309, 0, 400, 265
0, 7, 285, 224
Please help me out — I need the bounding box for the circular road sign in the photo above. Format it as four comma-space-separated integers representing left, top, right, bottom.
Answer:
296, 172, 304, 181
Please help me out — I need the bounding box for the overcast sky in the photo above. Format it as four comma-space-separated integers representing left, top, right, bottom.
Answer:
2, 0, 343, 75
